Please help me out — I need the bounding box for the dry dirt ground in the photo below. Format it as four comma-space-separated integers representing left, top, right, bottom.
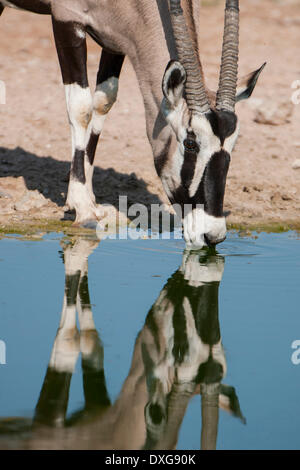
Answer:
0, 0, 300, 233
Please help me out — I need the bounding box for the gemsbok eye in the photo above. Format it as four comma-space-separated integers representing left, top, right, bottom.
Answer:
184, 138, 199, 153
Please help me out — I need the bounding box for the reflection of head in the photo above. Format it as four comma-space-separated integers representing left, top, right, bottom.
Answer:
143, 250, 227, 449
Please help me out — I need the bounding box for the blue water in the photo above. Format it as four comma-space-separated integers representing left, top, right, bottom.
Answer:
0, 231, 299, 450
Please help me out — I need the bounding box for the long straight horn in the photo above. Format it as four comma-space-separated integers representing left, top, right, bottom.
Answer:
169, 0, 210, 114
216, 0, 240, 112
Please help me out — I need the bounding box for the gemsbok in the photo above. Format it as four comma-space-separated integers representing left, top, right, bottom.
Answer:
0, 1, 265, 246
0, 237, 244, 450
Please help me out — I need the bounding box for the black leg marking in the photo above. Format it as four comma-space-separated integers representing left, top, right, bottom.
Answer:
97, 50, 125, 85
65, 271, 81, 306
52, 19, 88, 88
72, 149, 86, 184
86, 131, 100, 167
82, 362, 111, 410
34, 367, 72, 427
78, 274, 91, 308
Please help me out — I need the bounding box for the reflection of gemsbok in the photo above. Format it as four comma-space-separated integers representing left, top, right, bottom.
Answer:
0, 238, 244, 450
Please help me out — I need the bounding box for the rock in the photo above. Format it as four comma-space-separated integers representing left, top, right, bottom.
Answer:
254, 100, 293, 126
14, 190, 49, 212
0, 190, 12, 199
292, 160, 300, 170
0, 199, 15, 214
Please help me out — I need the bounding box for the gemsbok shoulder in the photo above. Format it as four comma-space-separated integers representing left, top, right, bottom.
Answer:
0, 0, 265, 247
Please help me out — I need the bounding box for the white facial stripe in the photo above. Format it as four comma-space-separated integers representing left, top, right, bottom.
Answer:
223, 120, 240, 153
160, 143, 185, 199
176, 298, 210, 383
188, 114, 221, 198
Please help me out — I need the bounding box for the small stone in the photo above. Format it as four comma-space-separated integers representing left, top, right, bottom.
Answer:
292, 159, 300, 170
254, 99, 293, 126
14, 190, 48, 212
0, 190, 12, 199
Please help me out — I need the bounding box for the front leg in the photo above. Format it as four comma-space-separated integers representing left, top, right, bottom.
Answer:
52, 18, 102, 224
85, 51, 125, 203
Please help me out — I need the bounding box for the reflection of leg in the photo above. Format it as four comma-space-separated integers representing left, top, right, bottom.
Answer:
49, 274, 80, 374
34, 367, 72, 427
33, 245, 82, 427
34, 298, 80, 427
77, 271, 110, 410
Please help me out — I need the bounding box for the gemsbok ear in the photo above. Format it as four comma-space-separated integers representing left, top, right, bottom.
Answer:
236, 62, 266, 103
162, 60, 187, 108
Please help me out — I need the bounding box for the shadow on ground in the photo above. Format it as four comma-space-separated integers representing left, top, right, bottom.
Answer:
0, 147, 169, 222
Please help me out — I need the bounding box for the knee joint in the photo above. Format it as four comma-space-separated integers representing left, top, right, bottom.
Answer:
94, 77, 119, 115
66, 85, 93, 130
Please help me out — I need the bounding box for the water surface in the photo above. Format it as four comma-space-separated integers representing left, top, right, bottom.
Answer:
0, 232, 299, 450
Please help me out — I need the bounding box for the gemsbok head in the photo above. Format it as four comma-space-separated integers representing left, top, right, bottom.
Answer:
159, 0, 265, 247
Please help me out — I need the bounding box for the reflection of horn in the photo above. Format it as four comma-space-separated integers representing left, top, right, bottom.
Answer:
160, 382, 195, 450
201, 383, 220, 451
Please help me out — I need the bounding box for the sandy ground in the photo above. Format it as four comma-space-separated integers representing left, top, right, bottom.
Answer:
0, 0, 300, 231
